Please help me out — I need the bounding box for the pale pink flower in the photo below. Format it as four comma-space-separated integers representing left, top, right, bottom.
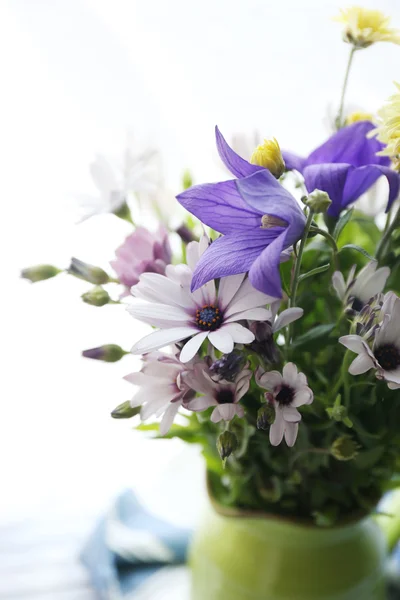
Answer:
339, 292, 400, 390
128, 236, 277, 363
185, 361, 252, 423
124, 352, 195, 434
256, 363, 313, 447
111, 226, 171, 290
332, 261, 390, 311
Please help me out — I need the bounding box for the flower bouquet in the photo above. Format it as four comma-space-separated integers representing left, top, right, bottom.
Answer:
23, 6, 400, 599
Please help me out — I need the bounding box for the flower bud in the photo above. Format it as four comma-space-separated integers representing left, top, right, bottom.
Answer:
326, 397, 353, 427
345, 111, 374, 125
217, 431, 238, 460
21, 264, 61, 283
68, 257, 110, 285
111, 401, 141, 419
256, 403, 275, 430
305, 189, 332, 214
249, 321, 279, 364
182, 169, 193, 190
82, 344, 127, 362
81, 286, 111, 307
176, 224, 196, 244
113, 201, 133, 224
250, 138, 285, 179
210, 352, 246, 382
330, 436, 359, 461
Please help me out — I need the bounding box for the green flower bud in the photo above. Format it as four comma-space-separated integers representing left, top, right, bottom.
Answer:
330, 436, 359, 461
21, 264, 61, 283
82, 344, 128, 362
256, 403, 275, 430
81, 286, 111, 307
68, 257, 110, 285
305, 189, 332, 214
217, 431, 238, 460
111, 401, 141, 419
113, 201, 133, 224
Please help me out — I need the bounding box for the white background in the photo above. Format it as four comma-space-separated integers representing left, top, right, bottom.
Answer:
0, 0, 399, 592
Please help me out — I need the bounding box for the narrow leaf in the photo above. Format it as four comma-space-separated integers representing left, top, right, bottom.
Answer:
291, 324, 335, 350
333, 208, 354, 241
339, 244, 374, 260
298, 263, 330, 282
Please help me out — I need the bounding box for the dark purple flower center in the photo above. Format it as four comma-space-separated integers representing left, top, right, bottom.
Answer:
217, 388, 235, 404
351, 297, 364, 312
195, 304, 222, 331
374, 344, 400, 371
276, 385, 294, 406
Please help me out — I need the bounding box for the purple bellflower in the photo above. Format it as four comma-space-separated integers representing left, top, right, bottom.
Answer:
283, 121, 400, 217
176, 127, 306, 298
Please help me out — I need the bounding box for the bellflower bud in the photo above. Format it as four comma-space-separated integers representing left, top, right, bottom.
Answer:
21, 264, 61, 283
68, 257, 110, 285
82, 344, 128, 362
111, 401, 141, 419
305, 189, 332, 214
250, 138, 285, 179
330, 436, 359, 461
217, 431, 238, 460
81, 286, 111, 307
210, 352, 246, 382
249, 321, 279, 364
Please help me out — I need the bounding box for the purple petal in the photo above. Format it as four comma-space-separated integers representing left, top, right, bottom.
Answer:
307, 121, 390, 168
249, 230, 288, 297
343, 165, 400, 213
215, 126, 261, 178
282, 151, 307, 173
176, 179, 262, 234
303, 163, 351, 218
190, 229, 280, 292
236, 169, 306, 243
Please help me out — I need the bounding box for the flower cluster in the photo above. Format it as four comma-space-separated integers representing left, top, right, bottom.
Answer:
22, 6, 400, 524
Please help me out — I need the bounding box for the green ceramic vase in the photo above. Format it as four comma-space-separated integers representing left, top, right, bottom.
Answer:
190, 501, 389, 600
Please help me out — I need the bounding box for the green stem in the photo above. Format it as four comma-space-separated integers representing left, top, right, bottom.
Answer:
375, 203, 400, 263
310, 226, 339, 270
336, 46, 356, 129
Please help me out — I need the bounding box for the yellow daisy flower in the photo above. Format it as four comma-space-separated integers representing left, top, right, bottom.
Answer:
371, 82, 400, 170
334, 6, 400, 48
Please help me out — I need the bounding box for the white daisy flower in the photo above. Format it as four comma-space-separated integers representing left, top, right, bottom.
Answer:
128, 237, 277, 363
124, 352, 195, 435
78, 135, 161, 222
185, 361, 252, 423
256, 363, 314, 447
332, 261, 390, 311
339, 293, 400, 390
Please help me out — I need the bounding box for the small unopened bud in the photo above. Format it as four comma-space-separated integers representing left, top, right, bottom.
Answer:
330, 436, 359, 461
113, 201, 133, 224
305, 189, 332, 214
81, 286, 110, 307
182, 169, 193, 190
176, 224, 196, 244
111, 401, 141, 419
21, 264, 61, 283
249, 321, 279, 364
326, 404, 353, 427
345, 111, 374, 125
210, 352, 246, 382
250, 138, 285, 179
68, 257, 110, 285
217, 431, 238, 460
257, 403, 275, 430
82, 344, 127, 362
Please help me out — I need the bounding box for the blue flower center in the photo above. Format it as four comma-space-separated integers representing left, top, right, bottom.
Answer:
374, 344, 400, 371
195, 305, 222, 331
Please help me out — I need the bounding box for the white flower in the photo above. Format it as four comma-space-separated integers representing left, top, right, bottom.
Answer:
339, 292, 400, 390
128, 237, 277, 363
185, 361, 252, 423
78, 135, 161, 221
256, 363, 313, 447
332, 261, 390, 311
124, 352, 195, 434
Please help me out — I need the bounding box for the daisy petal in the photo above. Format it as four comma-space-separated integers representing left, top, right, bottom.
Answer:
159, 402, 181, 435
339, 334, 365, 354
273, 307, 304, 332
211, 407, 223, 423
218, 273, 246, 310
208, 329, 235, 354
187, 395, 217, 411
225, 307, 272, 322
219, 322, 255, 344
131, 327, 197, 354
284, 422, 299, 447
332, 271, 346, 300
283, 406, 301, 422
348, 353, 375, 375
283, 362, 298, 387
269, 412, 285, 446
179, 331, 210, 363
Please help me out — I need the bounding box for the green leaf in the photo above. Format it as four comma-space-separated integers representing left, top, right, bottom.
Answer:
354, 446, 385, 469
298, 263, 330, 282
339, 244, 374, 260
291, 324, 335, 350
333, 208, 354, 241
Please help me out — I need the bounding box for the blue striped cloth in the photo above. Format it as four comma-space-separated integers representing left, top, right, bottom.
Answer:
82, 489, 400, 599
80, 490, 191, 599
